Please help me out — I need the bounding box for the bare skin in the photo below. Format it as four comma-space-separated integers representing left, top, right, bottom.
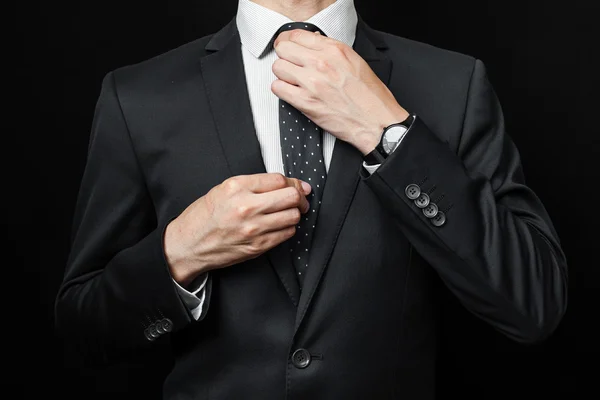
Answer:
165, 0, 409, 288
165, 174, 311, 287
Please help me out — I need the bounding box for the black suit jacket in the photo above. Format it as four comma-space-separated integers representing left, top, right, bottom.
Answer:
55, 14, 568, 399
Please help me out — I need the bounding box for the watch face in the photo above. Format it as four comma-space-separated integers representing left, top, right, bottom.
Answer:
382, 125, 408, 154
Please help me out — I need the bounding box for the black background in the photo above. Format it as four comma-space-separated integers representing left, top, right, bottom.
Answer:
11, 0, 598, 398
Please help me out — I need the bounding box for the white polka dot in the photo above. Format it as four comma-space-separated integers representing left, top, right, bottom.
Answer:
300, 170, 303, 173
317, 184, 319, 187
297, 136, 299, 139
295, 120, 298, 123
322, 176, 324, 179
309, 136, 312, 139
293, 162, 296, 165
308, 178, 311, 180
314, 168, 316, 171
302, 128, 305, 131
290, 128, 292, 131
305, 161, 308, 164
298, 256, 301, 259
311, 152, 314, 156
291, 145, 294, 148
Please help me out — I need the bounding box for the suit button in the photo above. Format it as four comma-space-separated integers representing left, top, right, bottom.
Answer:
161, 318, 173, 333
291, 348, 311, 369
431, 211, 446, 227
155, 320, 165, 334
422, 202, 438, 218
405, 184, 421, 200
144, 328, 155, 342
414, 193, 430, 208
148, 323, 160, 338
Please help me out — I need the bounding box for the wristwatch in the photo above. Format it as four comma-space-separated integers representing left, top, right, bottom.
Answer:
364, 114, 415, 165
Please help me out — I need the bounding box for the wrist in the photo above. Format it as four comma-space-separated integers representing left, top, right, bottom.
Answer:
356, 106, 409, 155
163, 220, 209, 288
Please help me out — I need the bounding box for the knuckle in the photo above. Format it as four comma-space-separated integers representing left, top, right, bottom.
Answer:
288, 187, 302, 203
236, 204, 251, 218
274, 173, 287, 187
286, 226, 297, 237
224, 177, 241, 192
241, 223, 258, 238
290, 208, 301, 222
315, 58, 330, 73
332, 42, 347, 55
272, 58, 283, 73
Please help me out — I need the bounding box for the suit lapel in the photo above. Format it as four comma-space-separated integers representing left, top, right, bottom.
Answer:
294, 15, 392, 332
201, 17, 301, 306
199, 15, 392, 317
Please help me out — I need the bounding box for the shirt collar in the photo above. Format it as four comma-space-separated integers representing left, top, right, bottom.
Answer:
236, 0, 358, 59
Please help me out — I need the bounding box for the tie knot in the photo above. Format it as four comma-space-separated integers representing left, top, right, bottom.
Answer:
276, 22, 325, 36
267, 22, 327, 55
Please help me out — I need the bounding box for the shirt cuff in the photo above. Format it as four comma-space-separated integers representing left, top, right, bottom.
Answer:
172, 273, 209, 320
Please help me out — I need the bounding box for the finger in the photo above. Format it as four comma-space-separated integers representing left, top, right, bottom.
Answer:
242, 173, 290, 194
255, 185, 310, 214
274, 29, 329, 51
274, 39, 317, 67
272, 58, 307, 87
286, 177, 312, 197
258, 207, 302, 234
271, 79, 309, 111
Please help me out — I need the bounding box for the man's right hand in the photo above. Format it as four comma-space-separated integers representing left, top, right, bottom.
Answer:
164, 173, 312, 288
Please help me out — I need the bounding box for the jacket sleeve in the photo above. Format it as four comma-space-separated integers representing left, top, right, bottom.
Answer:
54, 72, 210, 362
359, 59, 568, 344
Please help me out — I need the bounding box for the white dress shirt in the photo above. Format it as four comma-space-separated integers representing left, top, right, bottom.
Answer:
173, 0, 400, 319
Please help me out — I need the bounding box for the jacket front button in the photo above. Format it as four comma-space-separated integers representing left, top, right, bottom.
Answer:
291, 348, 311, 369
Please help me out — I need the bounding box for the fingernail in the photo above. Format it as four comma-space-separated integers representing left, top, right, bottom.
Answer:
301, 181, 311, 194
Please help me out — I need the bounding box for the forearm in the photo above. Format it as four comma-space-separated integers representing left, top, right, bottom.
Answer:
362, 118, 566, 342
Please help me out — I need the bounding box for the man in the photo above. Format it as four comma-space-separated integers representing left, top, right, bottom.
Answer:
55, 0, 568, 398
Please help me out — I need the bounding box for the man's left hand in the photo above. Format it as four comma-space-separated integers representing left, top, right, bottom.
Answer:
271, 29, 409, 155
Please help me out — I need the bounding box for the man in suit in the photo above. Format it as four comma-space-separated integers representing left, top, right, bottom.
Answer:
55, 0, 568, 398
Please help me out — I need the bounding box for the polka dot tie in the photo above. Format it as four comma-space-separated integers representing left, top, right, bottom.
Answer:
275, 22, 328, 287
